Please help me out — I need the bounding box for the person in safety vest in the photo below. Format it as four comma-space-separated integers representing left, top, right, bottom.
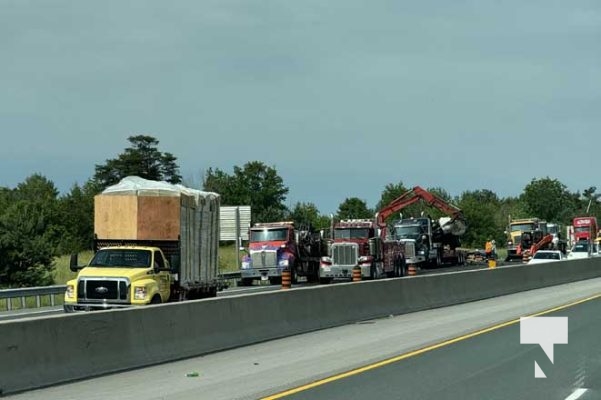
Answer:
485, 239, 493, 260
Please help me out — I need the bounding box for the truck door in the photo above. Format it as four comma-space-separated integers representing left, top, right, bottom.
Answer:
154, 250, 170, 298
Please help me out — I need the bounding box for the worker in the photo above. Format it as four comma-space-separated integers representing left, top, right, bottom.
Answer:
485, 239, 493, 260
491, 240, 497, 259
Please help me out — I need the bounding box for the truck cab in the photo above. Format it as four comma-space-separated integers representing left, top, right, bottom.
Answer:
393, 217, 435, 266
64, 246, 172, 312
319, 219, 376, 283
505, 218, 545, 261
240, 222, 297, 285
573, 217, 598, 243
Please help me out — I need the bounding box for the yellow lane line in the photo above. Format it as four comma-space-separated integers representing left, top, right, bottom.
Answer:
262, 293, 601, 399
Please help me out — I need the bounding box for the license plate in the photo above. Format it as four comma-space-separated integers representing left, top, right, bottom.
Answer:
261, 275, 269, 281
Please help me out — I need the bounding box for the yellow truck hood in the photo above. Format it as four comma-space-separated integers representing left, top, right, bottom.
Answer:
77, 267, 152, 281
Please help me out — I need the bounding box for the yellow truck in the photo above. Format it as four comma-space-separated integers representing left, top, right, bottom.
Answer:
505, 217, 547, 261
64, 176, 221, 312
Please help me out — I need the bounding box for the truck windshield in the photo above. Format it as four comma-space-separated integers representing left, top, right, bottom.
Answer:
574, 227, 590, 233
510, 224, 535, 232
334, 228, 370, 239
394, 225, 422, 239
89, 249, 152, 268
250, 228, 288, 242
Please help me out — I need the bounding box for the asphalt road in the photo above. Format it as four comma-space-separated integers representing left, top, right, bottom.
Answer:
8, 277, 601, 400
280, 297, 601, 400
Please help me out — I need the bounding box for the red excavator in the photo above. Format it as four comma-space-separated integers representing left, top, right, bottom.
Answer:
375, 186, 468, 268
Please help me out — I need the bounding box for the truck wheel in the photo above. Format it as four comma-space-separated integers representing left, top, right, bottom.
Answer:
151, 295, 162, 304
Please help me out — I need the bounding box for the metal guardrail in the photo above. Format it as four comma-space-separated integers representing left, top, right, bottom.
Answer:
0, 285, 66, 311
220, 271, 241, 280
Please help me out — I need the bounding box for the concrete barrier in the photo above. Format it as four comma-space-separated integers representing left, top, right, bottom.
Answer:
1, 258, 601, 394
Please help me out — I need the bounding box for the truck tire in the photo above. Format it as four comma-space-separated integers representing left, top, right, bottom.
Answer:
151, 294, 162, 304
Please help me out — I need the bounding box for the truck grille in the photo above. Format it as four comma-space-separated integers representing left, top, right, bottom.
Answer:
403, 242, 416, 258
251, 251, 277, 268
332, 243, 358, 266
77, 279, 129, 301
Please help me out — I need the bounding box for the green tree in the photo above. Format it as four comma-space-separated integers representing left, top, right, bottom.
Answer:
457, 189, 504, 247
288, 202, 331, 230
203, 161, 289, 223
58, 179, 100, 253
336, 197, 373, 220
0, 174, 63, 286
520, 177, 575, 224
93, 135, 182, 188
375, 181, 408, 211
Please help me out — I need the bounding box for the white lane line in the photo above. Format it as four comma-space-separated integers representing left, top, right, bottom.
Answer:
565, 388, 588, 400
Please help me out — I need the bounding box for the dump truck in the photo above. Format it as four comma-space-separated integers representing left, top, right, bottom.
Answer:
318, 219, 405, 283
505, 218, 547, 261
64, 176, 221, 312
240, 221, 325, 285
376, 186, 467, 268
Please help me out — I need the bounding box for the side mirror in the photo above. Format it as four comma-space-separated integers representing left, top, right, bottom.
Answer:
69, 253, 84, 272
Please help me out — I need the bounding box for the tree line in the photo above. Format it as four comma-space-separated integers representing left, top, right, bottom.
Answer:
1, 135, 600, 287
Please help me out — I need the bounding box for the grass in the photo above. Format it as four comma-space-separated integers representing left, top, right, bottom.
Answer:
53, 251, 94, 285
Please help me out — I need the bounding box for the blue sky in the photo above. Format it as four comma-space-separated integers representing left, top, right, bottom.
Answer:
1, 0, 600, 214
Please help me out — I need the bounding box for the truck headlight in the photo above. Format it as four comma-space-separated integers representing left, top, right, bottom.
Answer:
418, 250, 425, 255
134, 287, 147, 300
66, 285, 75, 299
278, 259, 289, 267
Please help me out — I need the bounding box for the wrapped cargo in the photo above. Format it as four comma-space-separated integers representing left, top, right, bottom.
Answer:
94, 176, 220, 291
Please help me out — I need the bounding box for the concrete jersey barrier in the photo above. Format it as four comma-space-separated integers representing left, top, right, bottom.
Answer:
1, 258, 601, 395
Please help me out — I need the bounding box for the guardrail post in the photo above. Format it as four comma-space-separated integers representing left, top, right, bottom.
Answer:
7, 298, 11, 311
36, 295, 41, 308
51, 294, 56, 307
21, 296, 26, 309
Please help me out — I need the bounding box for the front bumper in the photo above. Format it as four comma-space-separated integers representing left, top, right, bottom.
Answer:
240, 267, 284, 280
319, 265, 370, 279
63, 302, 133, 313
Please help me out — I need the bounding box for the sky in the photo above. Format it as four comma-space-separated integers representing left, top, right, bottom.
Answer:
1, 0, 600, 214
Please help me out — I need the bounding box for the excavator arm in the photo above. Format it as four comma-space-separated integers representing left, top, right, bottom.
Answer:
375, 186, 465, 237
529, 234, 554, 256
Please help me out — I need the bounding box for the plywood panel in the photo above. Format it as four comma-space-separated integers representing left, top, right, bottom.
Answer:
94, 195, 138, 239
136, 196, 183, 240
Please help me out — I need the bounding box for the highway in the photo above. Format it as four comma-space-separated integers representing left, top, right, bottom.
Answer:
7, 276, 601, 400
0, 262, 492, 321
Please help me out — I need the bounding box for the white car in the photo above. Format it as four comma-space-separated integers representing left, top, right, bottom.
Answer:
528, 250, 564, 264
567, 242, 591, 260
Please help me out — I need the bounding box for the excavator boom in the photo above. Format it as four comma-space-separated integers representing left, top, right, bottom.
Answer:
376, 186, 465, 237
